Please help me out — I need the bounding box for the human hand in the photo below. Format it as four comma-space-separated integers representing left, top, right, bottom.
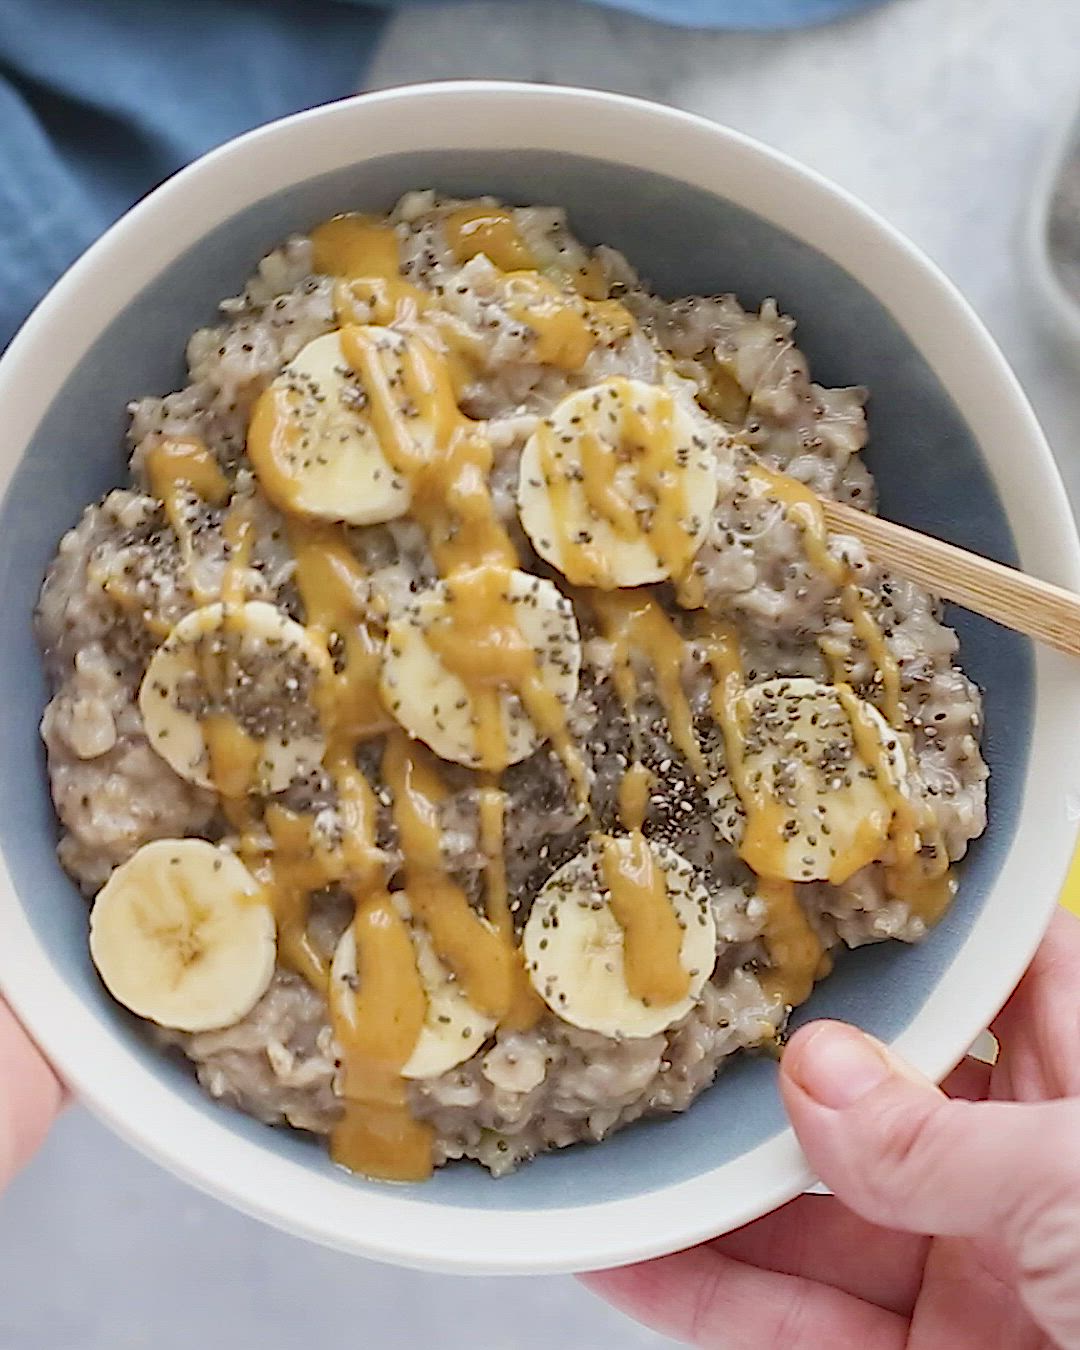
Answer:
583, 908, 1080, 1348
0, 997, 65, 1190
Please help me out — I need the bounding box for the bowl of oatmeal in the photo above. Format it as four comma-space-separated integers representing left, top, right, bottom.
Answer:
0, 82, 1077, 1275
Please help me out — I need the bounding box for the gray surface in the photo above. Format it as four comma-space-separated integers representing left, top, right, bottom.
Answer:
2, 1, 1078, 1346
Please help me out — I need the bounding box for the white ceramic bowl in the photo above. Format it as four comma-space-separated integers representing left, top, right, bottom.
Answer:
1, 81, 1077, 1276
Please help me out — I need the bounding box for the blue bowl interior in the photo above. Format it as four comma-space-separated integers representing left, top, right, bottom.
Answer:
0, 150, 1032, 1211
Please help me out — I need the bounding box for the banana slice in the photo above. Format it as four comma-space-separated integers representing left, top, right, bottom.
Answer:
379, 565, 582, 770
523, 835, 718, 1038
518, 377, 720, 588
247, 327, 413, 526
89, 838, 276, 1033
714, 678, 908, 885
330, 898, 496, 1080
139, 600, 328, 796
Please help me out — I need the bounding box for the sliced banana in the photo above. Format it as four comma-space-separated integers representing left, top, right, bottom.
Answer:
247, 327, 414, 526
89, 838, 276, 1033
330, 898, 496, 1080
523, 835, 718, 1038
518, 376, 720, 588
379, 565, 582, 770
714, 677, 908, 885
139, 600, 328, 796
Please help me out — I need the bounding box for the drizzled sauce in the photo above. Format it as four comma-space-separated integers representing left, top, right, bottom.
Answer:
617, 761, 652, 833
381, 733, 524, 1022
339, 327, 516, 572
443, 205, 611, 302
595, 598, 699, 1011
328, 889, 434, 1181
746, 464, 903, 725
744, 465, 951, 915
502, 272, 596, 371
95, 437, 230, 627
600, 832, 690, 1007
593, 590, 707, 780
837, 685, 955, 924
695, 619, 825, 1005
146, 437, 230, 523
311, 214, 429, 324
444, 206, 538, 272
756, 877, 828, 1007
423, 562, 587, 795
536, 379, 701, 588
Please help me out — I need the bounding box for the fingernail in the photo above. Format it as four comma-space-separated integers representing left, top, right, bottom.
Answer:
786, 1022, 892, 1108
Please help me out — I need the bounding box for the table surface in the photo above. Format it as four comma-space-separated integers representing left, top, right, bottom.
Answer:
3, 1, 1078, 1346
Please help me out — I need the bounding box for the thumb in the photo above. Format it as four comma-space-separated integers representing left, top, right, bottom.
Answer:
781, 1020, 1080, 1344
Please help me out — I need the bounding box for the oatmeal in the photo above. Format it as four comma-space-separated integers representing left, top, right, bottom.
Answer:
35, 194, 987, 1180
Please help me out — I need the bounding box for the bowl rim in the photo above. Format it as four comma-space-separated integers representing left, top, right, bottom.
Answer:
1, 79, 1078, 1276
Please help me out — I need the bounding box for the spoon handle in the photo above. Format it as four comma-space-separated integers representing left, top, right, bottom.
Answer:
821, 498, 1080, 658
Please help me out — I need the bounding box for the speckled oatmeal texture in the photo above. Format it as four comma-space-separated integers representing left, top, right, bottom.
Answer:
37, 193, 987, 1175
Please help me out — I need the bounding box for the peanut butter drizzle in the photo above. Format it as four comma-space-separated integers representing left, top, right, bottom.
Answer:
443, 205, 613, 303
745, 465, 953, 917
538, 379, 700, 588
338, 325, 517, 573
478, 783, 510, 934
597, 602, 697, 1012
500, 272, 633, 373
503, 272, 596, 370
203, 716, 261, 801
328, 889, 435, 1182
97, 437, 231, 625
220, 501, 254, 608
617, 761, 652, 833
424, 562, 587, 798
382, 732, 517, 1021
311, 213, 429, 324
260, 803, 341, 989
746, 464, 903, 726
284, 519, 440, 1174
477, 780, 545, 1030
189, 493, 266, 803
697, 619, 826, 1008
592, 590, 707, 781
756, 877, 829, 1007
146, 436, 231, 522
443, 206, 539, 273
835, 685, 954, 925
600, 831, 690, 1007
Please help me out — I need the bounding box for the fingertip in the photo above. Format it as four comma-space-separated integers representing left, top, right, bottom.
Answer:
781, 1020, 892, 1110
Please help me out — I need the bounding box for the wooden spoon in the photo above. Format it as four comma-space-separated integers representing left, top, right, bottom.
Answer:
820, 498, 1080, 658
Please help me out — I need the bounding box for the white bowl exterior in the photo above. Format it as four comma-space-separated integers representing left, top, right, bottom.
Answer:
0, 82, 1078, 1275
